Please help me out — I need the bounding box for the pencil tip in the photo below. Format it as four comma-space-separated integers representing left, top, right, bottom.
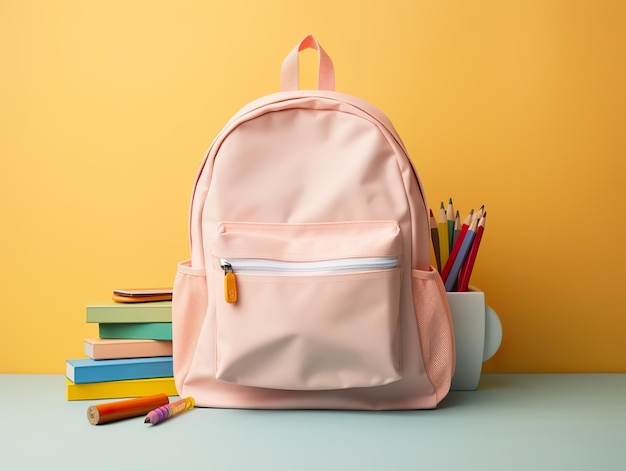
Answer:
440, 201, 444, 208
430, 209, 433, 216
144, 418, 150, 423
449, 197, 453, 204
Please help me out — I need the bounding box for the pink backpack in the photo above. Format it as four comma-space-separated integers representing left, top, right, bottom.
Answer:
172, 35, 455, 409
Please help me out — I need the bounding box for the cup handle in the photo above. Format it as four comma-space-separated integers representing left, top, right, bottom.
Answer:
483, 305, 502, 361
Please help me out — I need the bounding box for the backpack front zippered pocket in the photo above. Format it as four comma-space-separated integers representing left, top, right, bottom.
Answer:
219, 256, 399, 304
211, 221, 403, 391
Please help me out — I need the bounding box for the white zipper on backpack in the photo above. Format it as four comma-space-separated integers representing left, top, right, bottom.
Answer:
220, 256, 398, 275
219, 256, 398, 303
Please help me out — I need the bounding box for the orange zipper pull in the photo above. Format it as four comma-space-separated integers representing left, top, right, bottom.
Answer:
223, 262, 237, 303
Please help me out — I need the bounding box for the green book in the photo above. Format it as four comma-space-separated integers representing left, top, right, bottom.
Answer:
98, 322, 172, 341
86, 302, 172, 323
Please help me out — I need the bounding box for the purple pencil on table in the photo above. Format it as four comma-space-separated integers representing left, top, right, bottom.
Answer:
144, 397, 195, 425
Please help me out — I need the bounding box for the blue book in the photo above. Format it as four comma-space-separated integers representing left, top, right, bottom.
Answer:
65, 356, 173, 384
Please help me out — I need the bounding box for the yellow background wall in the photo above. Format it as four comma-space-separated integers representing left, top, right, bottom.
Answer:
1, 0, 625, 374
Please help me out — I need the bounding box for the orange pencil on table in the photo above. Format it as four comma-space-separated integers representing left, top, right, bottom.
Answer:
430, 209, 441, 271
437, 202, 450, 268
87, 393, 169, 425
440, 208, 473, 283
458, 212, 486, 292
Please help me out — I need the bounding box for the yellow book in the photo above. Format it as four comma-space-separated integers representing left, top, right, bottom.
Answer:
66, 377, 178, 401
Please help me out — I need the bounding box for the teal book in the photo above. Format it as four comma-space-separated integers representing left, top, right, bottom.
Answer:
98, 322, 172, 340
86, 302, 172, 323
65, 356, 173, 384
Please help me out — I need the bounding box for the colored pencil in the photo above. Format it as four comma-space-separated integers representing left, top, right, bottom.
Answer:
444, 216, 479, 291
430, 209, 441, 271
458, 212, 486, 292
473, 204, 485, 224
452, 210, 461, 247
87, 393, 169, 425
440, 209, 473, 283
446, 198, 455, 252
144, 397, 195, 425
437, 202, 450, 268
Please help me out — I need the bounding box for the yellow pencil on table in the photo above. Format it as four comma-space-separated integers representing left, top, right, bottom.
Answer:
437, 202, 449, 269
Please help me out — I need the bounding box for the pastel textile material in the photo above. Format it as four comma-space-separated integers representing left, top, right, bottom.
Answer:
280, 34, 334, 91
172, 35, 455, 410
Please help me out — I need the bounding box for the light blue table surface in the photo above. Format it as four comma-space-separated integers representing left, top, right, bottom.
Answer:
1, 374, 625, 470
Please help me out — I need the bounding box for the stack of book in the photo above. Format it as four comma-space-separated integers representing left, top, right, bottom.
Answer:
65, 301, 177, 400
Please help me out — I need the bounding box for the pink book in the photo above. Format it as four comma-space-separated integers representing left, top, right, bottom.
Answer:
84, 338, 173, 360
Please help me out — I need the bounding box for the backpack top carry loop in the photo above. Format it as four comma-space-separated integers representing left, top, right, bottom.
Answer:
280, 34, 335, 91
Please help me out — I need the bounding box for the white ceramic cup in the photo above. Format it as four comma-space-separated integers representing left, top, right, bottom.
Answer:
447, 289, 502, 390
